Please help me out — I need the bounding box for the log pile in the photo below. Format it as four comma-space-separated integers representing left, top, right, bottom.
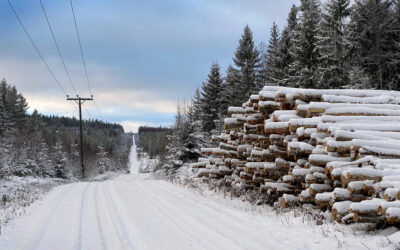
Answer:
192, 86, 400, 224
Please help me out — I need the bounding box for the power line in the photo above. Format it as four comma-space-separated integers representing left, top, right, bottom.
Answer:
69, 0, 105, 122
82, 105, 92, 120
69, 0, 92, 96
39, 0, 78, 97
7, 0, 68, 96
93, 100, 104, 120
69, 101, 79, 113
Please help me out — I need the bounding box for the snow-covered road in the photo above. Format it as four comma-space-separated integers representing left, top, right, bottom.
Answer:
1, 174, 395, 250
0, 138, 396, 250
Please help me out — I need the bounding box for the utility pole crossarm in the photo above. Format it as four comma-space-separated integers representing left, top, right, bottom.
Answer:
67, 97, 93, 101
67, 95, 93, 178
67, 96, 93, 104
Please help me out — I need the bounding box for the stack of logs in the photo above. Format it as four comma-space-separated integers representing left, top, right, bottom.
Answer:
192, 86, 400, 224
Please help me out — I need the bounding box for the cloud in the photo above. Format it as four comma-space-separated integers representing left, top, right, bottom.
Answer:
0, 0, 299, 128
25, 94, 76, 114
0, 57, 177, 118
97, 90, 177, 114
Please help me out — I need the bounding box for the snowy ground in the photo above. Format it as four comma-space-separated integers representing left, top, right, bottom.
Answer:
0, 137, 399, 249
0, 173, 399, 250
0, 176, 69, 234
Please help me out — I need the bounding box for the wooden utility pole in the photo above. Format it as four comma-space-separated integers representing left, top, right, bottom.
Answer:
67, 96, 93, 178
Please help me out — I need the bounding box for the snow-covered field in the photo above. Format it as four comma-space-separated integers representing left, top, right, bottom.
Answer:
0, 137, 399, 249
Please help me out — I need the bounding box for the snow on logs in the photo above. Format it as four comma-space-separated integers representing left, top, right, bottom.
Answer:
194, 86, 400, 224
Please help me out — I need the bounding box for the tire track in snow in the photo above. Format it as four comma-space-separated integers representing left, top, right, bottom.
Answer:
75, 183, 91, 250
103, 181, 136, 250
130, 181, 247, 249
136, 180, 270, 250
114, 181, 207, 249
98, 182, 127, 249
147, 181, 304, 249
146, 181, 264, 231
26, 184, 78, 250
149, 181, 249, 220
121, 180, 246, 250
93, 183, 107, 250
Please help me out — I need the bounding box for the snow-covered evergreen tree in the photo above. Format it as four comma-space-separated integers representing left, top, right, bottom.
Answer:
279, 5, 298, 87
257, 42, 269, 86
265, 22, 282, 85
53, 135, 70, 179
14, 93, 28, 129
164, 103, 186, 171
27, 109, 42, 133
317, 0, 351, 88
0, 79, 13, 131
185, 107, 205, 160
4, 85, 18, 121
392, 0, 400, 89
69, 142, 80, 175
97, 145, 111, 174
343, 65, 372, 89
224, 65, 242, 107
37, 140, 54, 177
0, 134, 13, 178
163, 99, 210, 176
0, 95, 9, 133
233, 25, 261, 97
200, 62, 224, 132
191, 87, 202, 122
347, 0, 394, 89
16, 154, 35, 177
289, 0, 321, 88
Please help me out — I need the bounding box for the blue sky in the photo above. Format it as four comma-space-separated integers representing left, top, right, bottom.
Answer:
0, 0, 298, 132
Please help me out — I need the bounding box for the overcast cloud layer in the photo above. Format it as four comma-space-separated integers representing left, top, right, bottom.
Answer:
0, 0, 298, 132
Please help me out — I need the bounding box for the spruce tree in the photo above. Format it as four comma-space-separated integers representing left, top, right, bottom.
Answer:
14, 93, 28, 128
53, 135, 70, 179
218, 79, 230, 118
200, 62, 223, 132
184, 106, 204, 160
164, 104, 186, 172
5, 86, 18, 120
233, 25, 261, 97
0, 95, 9, 133
279, 5, 298, 87
0, 80, 12, 128
317, 0, 351, 88
345, 66, 371, 89
347, 0, 394, 89
224, 65, 242, 107
37, 140, 54, 177
12, 144, 32, 176
97, 145, 111, 174
257, 42, 269, 87
190, 87, 202, 122
265, 22, 282, 85
0, 134, 13, 178
289, 0, 321, 88
392, 0, 400, 89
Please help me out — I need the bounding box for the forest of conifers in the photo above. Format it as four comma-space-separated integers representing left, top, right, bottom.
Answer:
0, 79, 131, 179
136, 126, 171, 160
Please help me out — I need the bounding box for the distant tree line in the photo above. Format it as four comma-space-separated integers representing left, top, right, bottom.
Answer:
0, 79, 132, 179
160, 0, 400, 176
136, 126, 171, 159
